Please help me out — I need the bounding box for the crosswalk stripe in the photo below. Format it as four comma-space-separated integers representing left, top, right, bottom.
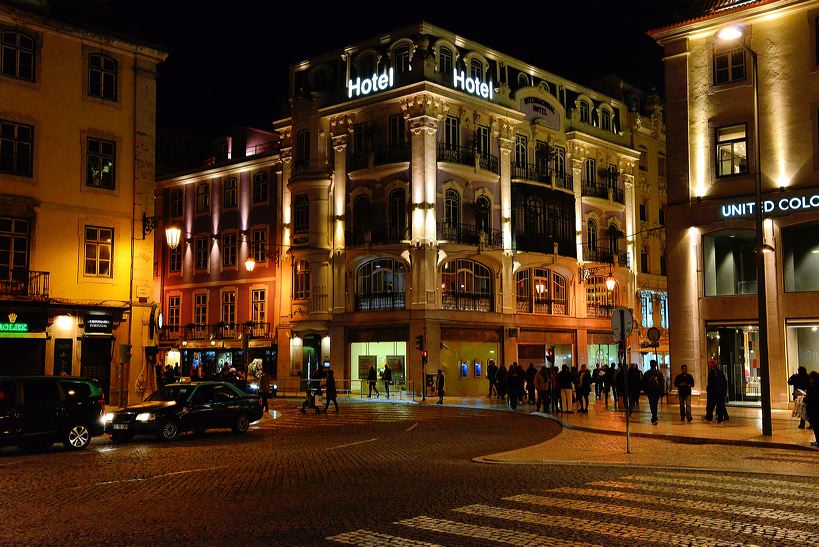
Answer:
548, 486, 819, 526
623, 474, 808, 498
590, 480, 819, 511
507, 494, 816, 544
396, 515, 600, 547
653, 471, 819, 492
452, 504, 749, 547
327, 529, 442, 546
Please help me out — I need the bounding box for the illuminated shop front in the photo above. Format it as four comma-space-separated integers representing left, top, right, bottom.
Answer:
588, 332, 618, 368
439, 328, 501, 396
516, 331, 573, 369
348, 327, 408, 394
706, 325, 761, 403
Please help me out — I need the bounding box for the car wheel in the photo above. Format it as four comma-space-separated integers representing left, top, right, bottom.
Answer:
111, 431, 133, 443
232, 412, 249, 434
157, 419, 179, 441
63, 423, 91, 450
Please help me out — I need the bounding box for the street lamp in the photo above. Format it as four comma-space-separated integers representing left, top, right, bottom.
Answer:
717, 25, 773, 436
245, 257, 256, 272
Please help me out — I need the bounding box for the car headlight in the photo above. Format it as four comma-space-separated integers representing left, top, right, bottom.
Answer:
101, 412, 114, 424
249, 383, 259, 391
272, 384, 278, 391
135, 412, 155, 422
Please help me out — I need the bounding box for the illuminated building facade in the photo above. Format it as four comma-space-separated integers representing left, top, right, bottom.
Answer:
651, 0, 819, 407
272, 22, 667, 395
0, 4, 166, 404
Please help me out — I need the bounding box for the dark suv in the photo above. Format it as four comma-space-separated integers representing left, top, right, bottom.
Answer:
0, 376, 106, 451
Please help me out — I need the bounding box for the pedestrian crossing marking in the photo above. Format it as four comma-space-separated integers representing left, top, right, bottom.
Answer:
328, 529, 442, 546
452, 504, 750, 547
396, 516, 600, 547
654, 471, 819, 492
591, 480, 819, 511
548, 486, 819, 526
623, 474, 811, 498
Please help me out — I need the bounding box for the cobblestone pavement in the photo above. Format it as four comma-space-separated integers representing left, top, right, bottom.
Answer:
1, 399, 817, 546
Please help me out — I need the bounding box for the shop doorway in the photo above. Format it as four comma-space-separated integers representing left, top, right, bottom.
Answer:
301, 334, 322, 390
706, 326, 760, 403
80, 337, 113, 402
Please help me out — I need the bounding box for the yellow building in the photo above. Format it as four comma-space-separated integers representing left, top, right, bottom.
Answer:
0, 4, 166, 405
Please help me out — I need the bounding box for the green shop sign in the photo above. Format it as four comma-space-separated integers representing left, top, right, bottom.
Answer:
0, 322, 28, 332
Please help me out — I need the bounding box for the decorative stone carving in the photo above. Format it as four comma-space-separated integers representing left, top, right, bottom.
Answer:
408, 115, 439, 135
329, 114, 354, 138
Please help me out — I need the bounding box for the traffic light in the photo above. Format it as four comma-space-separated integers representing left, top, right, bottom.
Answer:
421, 350, 428, 365
415, 334, 425, 352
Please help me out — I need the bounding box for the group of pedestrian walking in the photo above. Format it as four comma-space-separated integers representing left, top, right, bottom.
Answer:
790, 366, 819, 447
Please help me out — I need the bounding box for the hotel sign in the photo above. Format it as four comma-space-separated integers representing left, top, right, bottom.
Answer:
720, 194, 819, 218
452, 69, 494, 100
347, 68, 394, 98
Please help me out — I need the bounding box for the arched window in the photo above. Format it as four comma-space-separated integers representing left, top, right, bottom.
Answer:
515, 268, 568, 315
356, 258, 407, 311
223, 178, 237, 209
587, 275, 618, 317
514, 135, 527, 166
358, 53, 375, 77
196, 183, 210, 213
394, 45, 410, 73
88, 54, 117, 101
388, 188, 407, 242
601, 109, 611, 131
441, 259, 493, 312
1, 31, 35, 81
293, 260, 310, 300
474, 195, 491, 236
587, 219, 598, 251
517, 72, 530, 88
470, 58, 483, 79
608, 223, 619, 254
438, 47, 452, 74
579, 100, 590, 124
353, 195, 371, 243
444, 189, 460, 229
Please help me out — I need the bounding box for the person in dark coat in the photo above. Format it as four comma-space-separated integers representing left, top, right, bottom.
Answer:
495, 364, 507, 402
804, 371, 819, 447
322, 369, 338, 413
435, 369, 445, 404
487, 360, 498, 399
550, 365, 560, 411
602, 364, 613, 409
367, 364, 380, 398
525, 363, 537, 405
788, 366, 811, 428
626, 363, 641, 416
642, 360, 665, 424
577, 364, 592, 413
674, 364, 695, 422
382, 364, 392, 400
704, 359, 729, 423
592, 364, 603, 399
507, 363, 521, 412
557, 364, 574, 413
163, 365, 175, 386
535, 365, 550, 413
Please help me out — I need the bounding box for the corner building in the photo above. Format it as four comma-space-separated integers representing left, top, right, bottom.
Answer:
275, 22, 666, 395
652, 0, 819, 408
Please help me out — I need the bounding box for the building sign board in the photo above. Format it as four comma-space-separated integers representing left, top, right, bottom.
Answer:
720, 194, 819, 218
85, 314, 114, 334
347, 68, 394, 98
520, 96, 560, 130
452, 69, 494, 100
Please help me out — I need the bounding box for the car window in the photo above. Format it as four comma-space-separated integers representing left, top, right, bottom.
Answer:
0, 381, 16, 407
23, 380, 60, 404
60, 381, 91, 401
191, 385, 215, 405
146, 385, 192, 403
213, 385, 236, 402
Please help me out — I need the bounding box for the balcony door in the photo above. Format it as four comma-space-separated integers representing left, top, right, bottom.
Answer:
0, 217, 29, 283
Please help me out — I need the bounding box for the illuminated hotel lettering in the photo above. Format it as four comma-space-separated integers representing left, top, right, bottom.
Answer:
720, 194, 819, 218
347, 68, 394, 98
452, 69, 494, 100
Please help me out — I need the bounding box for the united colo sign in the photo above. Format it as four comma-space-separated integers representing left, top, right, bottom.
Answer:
720, 194, 819, 218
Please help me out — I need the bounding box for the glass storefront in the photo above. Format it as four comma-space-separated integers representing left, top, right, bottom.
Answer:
440, 340, 499, 396
706, 325, 760, 403
785, 322, 819, 378
350, 340, 407, 392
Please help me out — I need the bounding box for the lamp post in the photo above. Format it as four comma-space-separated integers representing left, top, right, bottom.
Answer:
717, 25, 772, 436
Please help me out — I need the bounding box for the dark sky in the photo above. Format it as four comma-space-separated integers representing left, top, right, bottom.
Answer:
69, 0, 693, 136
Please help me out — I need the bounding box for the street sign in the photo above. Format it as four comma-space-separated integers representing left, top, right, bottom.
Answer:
647, 326, 661, 343
610, 307, 634, 342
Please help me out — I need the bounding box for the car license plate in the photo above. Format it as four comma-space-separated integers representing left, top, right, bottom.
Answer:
113, 424, 129, 430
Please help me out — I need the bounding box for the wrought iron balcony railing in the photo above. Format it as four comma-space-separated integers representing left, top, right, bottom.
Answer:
581, 181, 625, 204
438, 222, 503, 249
0, 270, 49, 300
356, 291, 406, 311
346, 224, 408, 247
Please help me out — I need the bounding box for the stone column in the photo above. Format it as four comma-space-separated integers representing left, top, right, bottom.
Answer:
496, 119, 515, 315
330, 121, 351, 314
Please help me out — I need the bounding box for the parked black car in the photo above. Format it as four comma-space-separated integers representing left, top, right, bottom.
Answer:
0, 376, 106, 451
106, 381, 264, 442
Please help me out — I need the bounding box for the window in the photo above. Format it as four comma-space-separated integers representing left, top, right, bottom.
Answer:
440, 259, 493, 312
394, 45, 410, 73
358, 54, 374, 77
475, 125, 490, 158
388, 115, 405, 149
293, 194, 309, 234
515, 268, 568, 315
639, 202, 647, 222
703, 229, 756, 296
168, 295, 180, 327
252, 228, 267, 263
784, 222, 819, 292
353, 123, 369, 161
293, 260, 310, 300
169, 189, 183, 219
524, 196, 544, 236
659, 207, 665, 225
660, 253, 667, 276
584, 158, 596, 183
641, 248, 649, 273
88, 54, 117, 100
221, 290, 236, 325
714, 48, 745, 85
475, 195, 491, 235
586, 275, 618, 316
295, 129, 310, 168
553, 146, 566, 177
716, 124, 748, 177
438, 46, 452, 74
86, 137, 116, 189
195, 237, 209, 271
470, 58, 483, 79
169, 245, 181, 273
222, 233, 236, 267
1, 31, 35, 81
444, 189, 460, 228
514, 135, 527, 166
355, 258, 407, 311
660, 294, 668, 328
517, 73, 529, 88
223, 178, 237, 209
606, 164, 619, 188
579, 101, 590, 124
215, 141, 228, 162
0, 217, 28, 283
658, 154, 667, 177
601, 109, 611, 131
252, 173, 268, 203
638, 146, 647, 171
587, 219, 597, 251
194, 293, 208, 325
84, 226, 113, 277
641, 292, 654, 328
444, 116, 459, 149
0, 120, 33, 177
196, 184, 210, 213
388, 188, 407, 241
251, 289, 266, 323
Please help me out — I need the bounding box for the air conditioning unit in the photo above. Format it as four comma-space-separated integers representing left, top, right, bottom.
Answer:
507, 327, 519, 338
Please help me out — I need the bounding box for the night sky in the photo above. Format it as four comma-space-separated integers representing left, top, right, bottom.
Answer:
56, 0, 696, 136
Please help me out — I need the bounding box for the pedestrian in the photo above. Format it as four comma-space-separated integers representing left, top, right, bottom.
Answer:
592, 364, 602, 399
436, 369, 445, 404
601, 364, 611, 408
788, 366, 810, 429
259, 367, 271, 413
804, 371, 819, 447
382, 363, 392, 400
367, 364, 380, 398
525, 363, 537, 405
507, 363, 521, 412
550, 365, 561, 412
535, 365, 550, 412
627, 363, 641, 416
322, 369, 339, 413
674, 364, 695, 422
163, 364, 175, 386
558, 364, 574, 413
642, 360, 665, 425
487, 360, 498, 399
496, 363, 507, 402
155, 361, 164, 388
173, 363, 181, 380
571, 365, 579, 406
704, 359, 729, 423
577, 364, 592, 413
